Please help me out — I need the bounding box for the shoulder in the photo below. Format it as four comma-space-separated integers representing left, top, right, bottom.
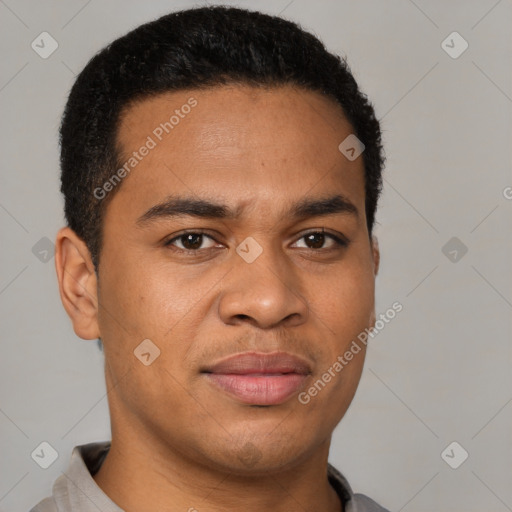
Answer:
327, 463, 391, 512
28, 441, 111, 512
28, 496, 58, 512
352, 492, 392, 512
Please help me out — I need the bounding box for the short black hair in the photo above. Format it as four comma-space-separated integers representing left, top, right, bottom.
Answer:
60, 5, 385, 269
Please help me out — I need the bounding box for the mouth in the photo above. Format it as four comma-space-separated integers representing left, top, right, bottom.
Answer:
201, 351, 312, 406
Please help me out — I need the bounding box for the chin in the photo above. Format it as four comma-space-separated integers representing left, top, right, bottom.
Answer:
202, 433, 316, 476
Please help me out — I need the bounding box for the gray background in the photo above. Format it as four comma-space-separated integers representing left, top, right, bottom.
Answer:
1, 0, 511, 510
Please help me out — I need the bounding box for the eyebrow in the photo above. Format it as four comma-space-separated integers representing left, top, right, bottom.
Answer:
136, 194, 359, 225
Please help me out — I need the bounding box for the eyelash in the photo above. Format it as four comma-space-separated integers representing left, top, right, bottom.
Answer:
163, 229, 349, 254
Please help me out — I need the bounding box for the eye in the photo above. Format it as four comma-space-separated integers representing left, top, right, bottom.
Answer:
163, 229, 348, 254
292, 231, 349, 250
165, 231, 219, 252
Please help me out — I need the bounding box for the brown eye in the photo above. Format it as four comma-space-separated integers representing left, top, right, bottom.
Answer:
304, 233, 326, 249
165, 232, 218, 252
293, 231, 348, 250
180, 233, 203, 250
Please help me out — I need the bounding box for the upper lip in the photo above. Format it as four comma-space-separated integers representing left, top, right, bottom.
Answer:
202, 351, 312, 375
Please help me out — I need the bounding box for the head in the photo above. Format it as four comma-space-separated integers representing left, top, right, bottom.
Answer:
56, 6, 384, 473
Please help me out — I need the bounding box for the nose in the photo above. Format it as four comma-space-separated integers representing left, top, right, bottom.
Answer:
217, 243, 309, 329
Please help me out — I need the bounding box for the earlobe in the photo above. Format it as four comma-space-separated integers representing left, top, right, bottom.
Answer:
369, 309, 376, 330
369, 235, 379, 330
371, 235, 380, 276
55, 227, 100, 340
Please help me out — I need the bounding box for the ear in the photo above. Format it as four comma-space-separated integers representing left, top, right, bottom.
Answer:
55, 227, 100, 340
368, 235, 380, 329
371, 234, 380, 277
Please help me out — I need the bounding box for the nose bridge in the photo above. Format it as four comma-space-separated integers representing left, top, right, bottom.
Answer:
217, 237, 308, 328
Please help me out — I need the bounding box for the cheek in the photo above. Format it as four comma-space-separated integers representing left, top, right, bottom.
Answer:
306, 262, 373, 413
312, 267, 375, 333
97, 259, 183, 332
96, 257, 219, 375
95, 264, 200, 416
297, 348, 366, 439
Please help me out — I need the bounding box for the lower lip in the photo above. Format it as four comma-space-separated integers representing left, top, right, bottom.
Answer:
203, 373, 308, 405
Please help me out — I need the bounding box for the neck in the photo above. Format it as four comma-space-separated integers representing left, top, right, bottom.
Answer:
93, 429, 342, 512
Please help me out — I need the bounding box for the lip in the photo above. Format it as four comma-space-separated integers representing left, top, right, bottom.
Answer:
201, 351, 312, 405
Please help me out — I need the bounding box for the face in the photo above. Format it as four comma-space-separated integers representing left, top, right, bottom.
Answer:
64, 84, 379, 473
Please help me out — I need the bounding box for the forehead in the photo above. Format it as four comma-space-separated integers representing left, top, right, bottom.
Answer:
109, 84, 366, 225
118, 84, 351, 150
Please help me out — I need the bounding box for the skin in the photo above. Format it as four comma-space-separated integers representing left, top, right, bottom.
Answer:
55, 84, 380, 512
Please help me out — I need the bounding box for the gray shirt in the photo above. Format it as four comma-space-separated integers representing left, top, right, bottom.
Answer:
29, 441, 390, 512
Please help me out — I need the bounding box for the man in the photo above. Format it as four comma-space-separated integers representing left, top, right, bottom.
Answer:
31, 5, 390, 511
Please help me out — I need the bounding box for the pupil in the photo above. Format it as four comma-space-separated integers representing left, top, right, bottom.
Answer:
307, 233, 324, 249
183, 234, 202, 250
